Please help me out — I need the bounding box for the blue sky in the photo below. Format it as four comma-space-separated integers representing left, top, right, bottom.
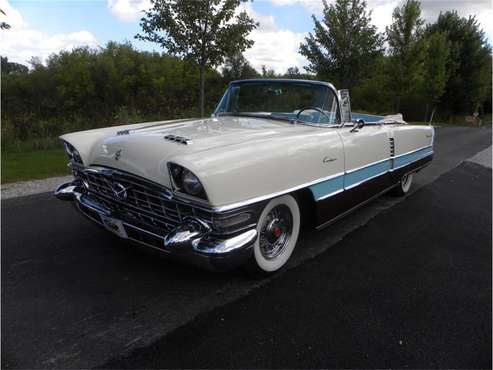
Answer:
1, 0, 491, 73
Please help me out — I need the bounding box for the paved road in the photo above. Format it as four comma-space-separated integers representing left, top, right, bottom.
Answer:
104, 161, 492, 369
1, 125, 491, 368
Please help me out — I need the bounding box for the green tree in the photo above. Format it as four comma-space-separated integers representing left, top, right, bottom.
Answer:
299, 0, 383, 89
222, 52, 259, 82
137, 0, 257, 117
386, 0, 426, 112
261, 65, 277, 77
1, 57, 28, 74
427, 11, 491, 114
421, 32, 450, 123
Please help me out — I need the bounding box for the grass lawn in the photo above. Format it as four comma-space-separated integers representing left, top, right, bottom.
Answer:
1, 148, 69, 184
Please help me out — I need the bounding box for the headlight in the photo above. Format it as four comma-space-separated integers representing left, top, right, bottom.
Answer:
169, 163, 207, 199
63, 141, 83, 164
181, 169, 203, 196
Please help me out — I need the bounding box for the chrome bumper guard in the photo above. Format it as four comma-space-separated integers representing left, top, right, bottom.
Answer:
55, 180, 257, 270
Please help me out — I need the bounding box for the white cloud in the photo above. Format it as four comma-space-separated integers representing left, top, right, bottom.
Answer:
245, 29, 308, 73
238, 2, 308, 73
0, 0, 97, 65
107, 0, 151, 22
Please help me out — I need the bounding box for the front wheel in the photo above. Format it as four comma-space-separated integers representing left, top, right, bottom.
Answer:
391, 173, 414, 196
245, 194, 301, 277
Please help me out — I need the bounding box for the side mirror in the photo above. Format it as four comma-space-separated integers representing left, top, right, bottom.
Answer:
350, 119, 365, 132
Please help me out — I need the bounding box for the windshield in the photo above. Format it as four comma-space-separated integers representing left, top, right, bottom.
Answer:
214, 80, 340, 125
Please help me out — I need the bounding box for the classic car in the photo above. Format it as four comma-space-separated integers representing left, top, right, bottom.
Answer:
55, 79, 434, 275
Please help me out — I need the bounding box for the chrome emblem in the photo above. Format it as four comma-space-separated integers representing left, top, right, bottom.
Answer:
114, 149, 122, 161
111, 182, 129, 200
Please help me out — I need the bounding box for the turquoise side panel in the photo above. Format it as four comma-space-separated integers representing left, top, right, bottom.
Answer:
309, 175, 344, 200
394, 146, 433, 169
308, 146, 433, 201
344, 160, 391, 188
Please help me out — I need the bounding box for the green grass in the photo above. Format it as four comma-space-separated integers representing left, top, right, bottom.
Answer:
1, 148, 70, 184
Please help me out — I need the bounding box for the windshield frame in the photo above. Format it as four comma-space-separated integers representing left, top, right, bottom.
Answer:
213, 79, 342, 127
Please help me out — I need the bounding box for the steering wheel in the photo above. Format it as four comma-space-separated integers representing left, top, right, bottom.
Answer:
295, 106, 331, 123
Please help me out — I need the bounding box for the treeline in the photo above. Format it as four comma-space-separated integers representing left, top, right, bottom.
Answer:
300, 0, 492, 122
1, 0, 491, 151
1, 42, 233, 150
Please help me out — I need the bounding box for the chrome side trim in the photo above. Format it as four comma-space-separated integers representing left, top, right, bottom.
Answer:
316, 188, 344, 201
393, 145, 433, 159
80, 146, 433, 214
214, 146, 434, 211
212, 171, 345, 212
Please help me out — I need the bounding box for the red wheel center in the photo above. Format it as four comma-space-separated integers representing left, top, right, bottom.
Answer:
274, 226, 282, 238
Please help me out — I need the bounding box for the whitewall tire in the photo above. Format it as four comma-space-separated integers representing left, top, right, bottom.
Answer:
392, 173, 414, 196
245, 194, 301, 276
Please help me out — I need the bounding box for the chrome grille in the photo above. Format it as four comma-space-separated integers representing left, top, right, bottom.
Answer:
77, 168, 213, 231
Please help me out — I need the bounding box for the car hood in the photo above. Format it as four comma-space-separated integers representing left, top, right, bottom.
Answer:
63, 116, 315, 193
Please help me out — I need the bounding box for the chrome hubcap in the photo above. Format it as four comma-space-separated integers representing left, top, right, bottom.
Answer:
259, 205, 293, 260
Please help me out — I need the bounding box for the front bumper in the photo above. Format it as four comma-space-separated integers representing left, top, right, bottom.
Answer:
55, 181, 257, 271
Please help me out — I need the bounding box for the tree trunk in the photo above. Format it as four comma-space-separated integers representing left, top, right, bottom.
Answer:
199, 64, 205, 118
429, 107, 436, 124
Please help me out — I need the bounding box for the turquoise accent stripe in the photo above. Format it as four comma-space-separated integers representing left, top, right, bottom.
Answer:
344, 160, 391, 189
394, 146, 433, 169
309, 146, 433, 201
310, 175, 344, 200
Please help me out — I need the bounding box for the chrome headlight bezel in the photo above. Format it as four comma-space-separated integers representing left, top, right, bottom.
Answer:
168, 163, 207, 200
62, 141, 83, 164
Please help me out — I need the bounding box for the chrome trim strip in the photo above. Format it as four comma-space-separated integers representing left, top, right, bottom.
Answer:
389, 151, 434, 172
215, 146, 434, 210
345, 157, 390, 174
316, 188, 344, 201
212, 171, 345, 212
393, 145, 433, 159
81, 146, 433, 213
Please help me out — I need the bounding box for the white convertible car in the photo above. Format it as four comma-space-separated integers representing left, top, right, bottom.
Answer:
56, 79, 434, 275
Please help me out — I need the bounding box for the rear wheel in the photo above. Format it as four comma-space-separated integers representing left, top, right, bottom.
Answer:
245, 194, 301, 277
392, 173, 414, 196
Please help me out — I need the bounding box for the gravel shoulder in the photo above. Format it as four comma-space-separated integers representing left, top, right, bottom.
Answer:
1, 175, 72, 200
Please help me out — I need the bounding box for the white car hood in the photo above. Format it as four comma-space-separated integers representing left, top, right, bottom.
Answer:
62, 116, 323, 201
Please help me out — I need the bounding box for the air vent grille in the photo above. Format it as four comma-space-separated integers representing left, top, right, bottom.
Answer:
389, 138, 395, 157
164, 134, 191, 145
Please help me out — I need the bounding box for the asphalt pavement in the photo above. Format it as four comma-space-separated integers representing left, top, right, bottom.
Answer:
1, 125, 491, 369
103, 161, 492, 369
